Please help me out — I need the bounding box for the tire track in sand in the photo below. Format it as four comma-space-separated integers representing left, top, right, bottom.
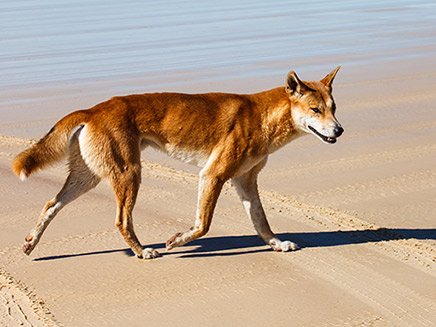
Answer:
296, 169, 436, 205
0, 269, 59, 327
268, 142, 436, 178
261, 191, 436, 275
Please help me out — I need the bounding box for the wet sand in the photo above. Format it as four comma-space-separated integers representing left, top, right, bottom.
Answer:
1, 1, 436, 326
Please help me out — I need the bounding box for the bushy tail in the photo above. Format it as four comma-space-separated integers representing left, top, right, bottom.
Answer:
12, 110, 89, 180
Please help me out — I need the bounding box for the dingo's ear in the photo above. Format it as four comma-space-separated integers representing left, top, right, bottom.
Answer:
286, 71, 314, 96
320, 66, 341, 88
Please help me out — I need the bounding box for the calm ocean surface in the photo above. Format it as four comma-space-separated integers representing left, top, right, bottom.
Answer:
1, 0, 435, 89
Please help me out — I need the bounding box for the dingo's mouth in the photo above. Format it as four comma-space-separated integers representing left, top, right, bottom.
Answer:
308, 126, 337, 144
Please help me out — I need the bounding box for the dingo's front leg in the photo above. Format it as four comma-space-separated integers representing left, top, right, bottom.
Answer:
231, 162, 299, 252
166, 171, 224, 250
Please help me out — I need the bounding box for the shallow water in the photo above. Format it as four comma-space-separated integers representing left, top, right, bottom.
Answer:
1, 0, 435, 89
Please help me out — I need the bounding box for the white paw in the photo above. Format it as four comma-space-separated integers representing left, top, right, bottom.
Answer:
166, 232, 183, 250
270, 239, 299, 252
280, 240, 299, 252
137, 248, 160, 259
166, 232, 190, 250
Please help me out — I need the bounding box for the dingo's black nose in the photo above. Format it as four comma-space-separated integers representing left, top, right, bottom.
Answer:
334, 126, 344, 137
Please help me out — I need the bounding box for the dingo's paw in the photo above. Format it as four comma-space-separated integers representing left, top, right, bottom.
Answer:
270, 239, 299, 252
279, 240, 299, 252
23, 235, 36, 255
137, 248, 159, 259
166, 232, 184, 251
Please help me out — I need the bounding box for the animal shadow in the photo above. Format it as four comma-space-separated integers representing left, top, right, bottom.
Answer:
34, 227, 436, 261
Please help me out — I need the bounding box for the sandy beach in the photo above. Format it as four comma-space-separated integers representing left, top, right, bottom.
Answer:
1, 1, 436, 326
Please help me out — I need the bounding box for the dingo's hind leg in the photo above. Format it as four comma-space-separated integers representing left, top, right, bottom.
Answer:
231, 160, 299, 252
111, 161, 159, 259
23, 134, 101, 255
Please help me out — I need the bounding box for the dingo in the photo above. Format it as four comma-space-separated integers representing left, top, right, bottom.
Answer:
13, 67, 343, 259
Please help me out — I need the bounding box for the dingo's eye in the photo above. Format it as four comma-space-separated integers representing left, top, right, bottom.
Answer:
311, 107, 321, 114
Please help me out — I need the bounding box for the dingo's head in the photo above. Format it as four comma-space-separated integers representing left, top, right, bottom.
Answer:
286, 66, 344, 144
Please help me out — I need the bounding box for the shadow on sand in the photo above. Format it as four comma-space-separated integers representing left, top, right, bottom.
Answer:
34, 227, 436, 261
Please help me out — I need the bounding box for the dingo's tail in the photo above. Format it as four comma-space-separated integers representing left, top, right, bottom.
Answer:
12, 110, 89, 180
